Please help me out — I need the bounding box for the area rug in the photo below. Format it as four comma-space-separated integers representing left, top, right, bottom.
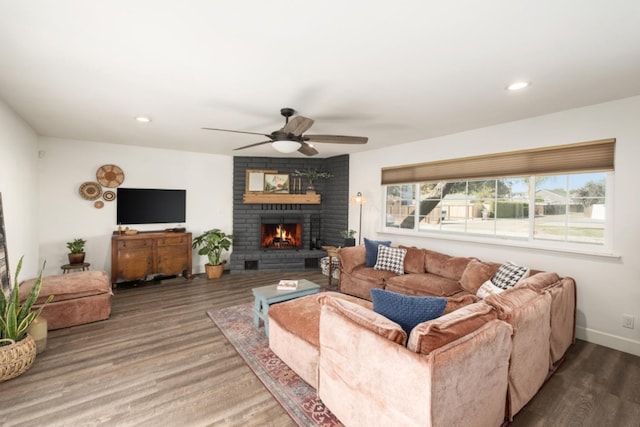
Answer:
206, 303, 343, 427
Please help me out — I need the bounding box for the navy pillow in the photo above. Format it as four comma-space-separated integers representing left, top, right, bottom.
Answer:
364, 238, 391, 267
370, 289, 447, 335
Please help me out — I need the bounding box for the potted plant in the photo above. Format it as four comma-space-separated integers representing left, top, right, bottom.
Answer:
0, 256, 53, 382
192, 229, 233, 279
293, 169, 333, 193
66, 238, 87, 264
340, 229, 357, 247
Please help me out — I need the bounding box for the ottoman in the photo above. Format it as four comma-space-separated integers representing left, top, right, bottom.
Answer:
19, 270, 113, 330
268, 291, 372, 388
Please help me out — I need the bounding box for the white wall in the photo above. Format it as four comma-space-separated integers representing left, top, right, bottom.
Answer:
350, 96, 640, 356
37, 137, 233, 277
0, 98, 40, 280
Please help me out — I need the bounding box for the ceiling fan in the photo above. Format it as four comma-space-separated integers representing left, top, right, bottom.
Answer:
202, 107, 368, 156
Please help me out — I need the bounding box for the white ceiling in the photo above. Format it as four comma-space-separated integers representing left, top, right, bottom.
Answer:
1, 1, 639, 158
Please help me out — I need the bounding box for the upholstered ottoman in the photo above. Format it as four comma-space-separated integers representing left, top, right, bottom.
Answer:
20, 270, 113, 330
268, 291, 372, 388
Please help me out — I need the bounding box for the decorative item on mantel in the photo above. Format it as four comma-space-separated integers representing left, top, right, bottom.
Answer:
292, 169, 333, 194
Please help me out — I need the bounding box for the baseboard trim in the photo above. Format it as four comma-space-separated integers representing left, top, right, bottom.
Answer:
576, 326, 640, 357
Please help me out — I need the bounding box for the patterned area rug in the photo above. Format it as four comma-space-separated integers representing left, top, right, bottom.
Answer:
206, 303, 343, 427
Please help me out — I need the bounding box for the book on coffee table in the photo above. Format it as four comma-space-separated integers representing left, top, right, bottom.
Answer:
277, 280, 299, 290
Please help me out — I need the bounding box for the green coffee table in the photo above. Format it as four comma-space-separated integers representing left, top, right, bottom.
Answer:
252, 279, 321, 336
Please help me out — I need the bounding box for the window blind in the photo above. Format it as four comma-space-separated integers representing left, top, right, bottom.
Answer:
381, 138, 615, 185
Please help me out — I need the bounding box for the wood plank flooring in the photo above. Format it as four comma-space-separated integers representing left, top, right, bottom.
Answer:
1, 271, 639, 427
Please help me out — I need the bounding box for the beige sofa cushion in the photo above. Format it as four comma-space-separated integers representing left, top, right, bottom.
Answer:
424, 249, 475, 281
459, 259, 500, 294
407, 302, 498, 355
399, 245, 426, 274
516, 271, 561, 291
442, 293, 480, 314
269, 291, 372, 348
320, 295, 407, 345
385, 273, 463, 297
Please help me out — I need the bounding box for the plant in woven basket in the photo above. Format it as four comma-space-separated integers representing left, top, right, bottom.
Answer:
1, 256, 52, 345
0, 256, 52, 382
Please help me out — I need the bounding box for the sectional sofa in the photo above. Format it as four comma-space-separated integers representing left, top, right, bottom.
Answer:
268, 243, 576, 426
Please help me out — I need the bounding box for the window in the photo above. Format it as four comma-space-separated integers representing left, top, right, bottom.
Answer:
381, 139, 614, 252
385, 172, 608, 247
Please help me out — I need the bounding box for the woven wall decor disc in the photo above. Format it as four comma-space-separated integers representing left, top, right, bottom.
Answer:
94, 200, 104, 209
96, 164, 125, 188
79, 182, 102, 200
103, 191, 116, 201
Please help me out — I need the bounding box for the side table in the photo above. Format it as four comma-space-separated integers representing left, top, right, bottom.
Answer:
61, 262, 90, 274
322, 245, 339, 287
252, 279, 321, 336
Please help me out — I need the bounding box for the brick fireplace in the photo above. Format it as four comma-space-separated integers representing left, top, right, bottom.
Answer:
230, 155, 349, 273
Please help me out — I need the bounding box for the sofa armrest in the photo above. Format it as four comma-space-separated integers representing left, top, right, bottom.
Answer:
337, 245, 366, 273
318, 303, 512, 427
484, 288, 552, 420
539, 277, 577, 364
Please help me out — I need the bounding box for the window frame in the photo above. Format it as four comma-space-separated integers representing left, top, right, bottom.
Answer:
381, 172, 615, 257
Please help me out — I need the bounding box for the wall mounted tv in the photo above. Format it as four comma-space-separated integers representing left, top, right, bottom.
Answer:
116, 188, 186, 225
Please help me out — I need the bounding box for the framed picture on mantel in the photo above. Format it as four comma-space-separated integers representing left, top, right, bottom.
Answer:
263, 173, 290, 193
245, 169, 277, 193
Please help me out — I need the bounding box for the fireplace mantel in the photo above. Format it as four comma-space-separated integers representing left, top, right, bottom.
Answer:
243, 193, 321, 204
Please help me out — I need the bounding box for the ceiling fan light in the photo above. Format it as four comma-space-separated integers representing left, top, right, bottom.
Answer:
272, 140, 301, 153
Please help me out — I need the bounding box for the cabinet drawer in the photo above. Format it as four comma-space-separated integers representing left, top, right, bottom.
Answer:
157, 236, 188, 246
117, 239, 151, 249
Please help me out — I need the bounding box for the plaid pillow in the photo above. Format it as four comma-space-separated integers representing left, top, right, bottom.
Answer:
374, 245, 407, 275
476, 261, 530, 298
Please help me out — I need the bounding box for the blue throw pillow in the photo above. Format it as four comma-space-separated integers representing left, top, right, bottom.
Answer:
364, 238, 391, 267
370, 289, 447, 335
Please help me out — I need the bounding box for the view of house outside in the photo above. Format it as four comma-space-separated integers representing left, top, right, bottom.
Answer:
385, 172, 607, 246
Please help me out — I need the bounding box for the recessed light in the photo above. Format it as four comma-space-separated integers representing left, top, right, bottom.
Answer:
506, 81, 531, 91
135, 116, 152, 123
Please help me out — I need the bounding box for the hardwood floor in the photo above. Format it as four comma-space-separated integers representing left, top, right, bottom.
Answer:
2, 271, 639, 427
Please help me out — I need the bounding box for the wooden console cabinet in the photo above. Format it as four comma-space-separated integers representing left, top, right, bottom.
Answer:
111, 231, 192, 286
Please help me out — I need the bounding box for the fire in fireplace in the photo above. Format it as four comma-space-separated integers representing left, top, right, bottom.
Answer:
261, 216, 303, 249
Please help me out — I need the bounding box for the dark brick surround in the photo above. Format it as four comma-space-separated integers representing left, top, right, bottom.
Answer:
230, 155, 349, 273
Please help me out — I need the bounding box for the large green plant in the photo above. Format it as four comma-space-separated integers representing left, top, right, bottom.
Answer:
0, 257, 53, 345
192, 229, 233, 266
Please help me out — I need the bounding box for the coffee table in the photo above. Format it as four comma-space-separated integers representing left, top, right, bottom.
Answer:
252, 279, 321, 336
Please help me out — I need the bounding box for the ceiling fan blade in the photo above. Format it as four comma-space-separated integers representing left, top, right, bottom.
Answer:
304, 134, 368, 144
202, 127, 269, 137
298, 142, 319, 156
232, 140, 273, 151
283, 116, 315, 136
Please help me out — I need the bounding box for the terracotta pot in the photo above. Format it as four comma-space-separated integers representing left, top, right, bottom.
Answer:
0, 334, 37, 383
68, 252, 85, 264
205, 263, 224, 280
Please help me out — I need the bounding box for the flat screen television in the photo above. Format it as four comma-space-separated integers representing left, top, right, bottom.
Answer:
116, 188, 186, 225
